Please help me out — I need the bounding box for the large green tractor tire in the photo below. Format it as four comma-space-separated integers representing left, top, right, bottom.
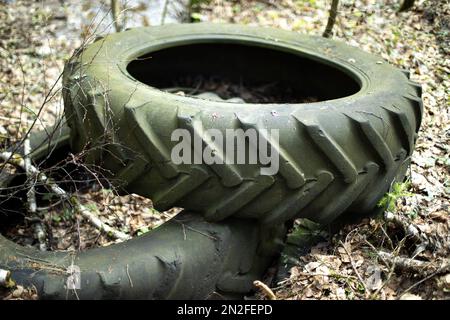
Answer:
63, 23, 423, 226
0, 127, 286, 299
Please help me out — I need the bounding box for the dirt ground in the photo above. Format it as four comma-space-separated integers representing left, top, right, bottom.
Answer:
0, 0, 449, 300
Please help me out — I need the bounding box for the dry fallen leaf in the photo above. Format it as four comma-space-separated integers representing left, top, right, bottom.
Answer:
400, 293, 423, 300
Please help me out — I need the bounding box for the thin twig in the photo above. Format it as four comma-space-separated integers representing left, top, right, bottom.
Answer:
0, 151, 130, 241
173, 219, 217, 240
126, 264, 134, 288
365, 238, 396, 299
339, 240, 367, 293
71, 198, 130, 241
379, 224, 395, 251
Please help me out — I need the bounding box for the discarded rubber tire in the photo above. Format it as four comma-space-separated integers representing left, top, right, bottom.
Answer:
0, 127, 286, 299
63, 23, 423, 226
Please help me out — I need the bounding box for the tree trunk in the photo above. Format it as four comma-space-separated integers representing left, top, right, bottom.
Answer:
323, 0, 339, 38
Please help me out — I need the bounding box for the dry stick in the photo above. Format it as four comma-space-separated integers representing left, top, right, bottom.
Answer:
338, 240, 368, 294
253, 280, 277, 300
126, 264, 134, 288
71, 197, 130, 241
24, 136, 47, 251
367, 241, 396, 299
371, 260, 396, 300
398, 269, 442, 300
379, 224, 395, 251
0, 151, 130, 241
323, 0, 339, 38
377, 251, 450, 276
173, 219, 218, 240
364, 237, 406, 299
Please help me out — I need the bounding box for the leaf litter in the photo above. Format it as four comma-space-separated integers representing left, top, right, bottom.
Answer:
1, 0, 449, 299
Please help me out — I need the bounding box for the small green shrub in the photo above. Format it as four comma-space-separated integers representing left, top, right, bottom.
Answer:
377, 181, 413, 211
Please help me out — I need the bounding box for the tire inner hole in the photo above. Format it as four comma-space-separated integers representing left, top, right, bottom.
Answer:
127, 42, 361, 104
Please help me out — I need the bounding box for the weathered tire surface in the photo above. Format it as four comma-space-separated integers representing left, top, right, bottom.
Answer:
0, 127, 286, 299
63, 23, 423, 226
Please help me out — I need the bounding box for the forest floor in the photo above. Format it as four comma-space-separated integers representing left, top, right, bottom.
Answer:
0, 0, 449, 300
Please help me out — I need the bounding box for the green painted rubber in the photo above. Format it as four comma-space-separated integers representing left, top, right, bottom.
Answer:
63, 23, 423, 226
0, 127, 286, 299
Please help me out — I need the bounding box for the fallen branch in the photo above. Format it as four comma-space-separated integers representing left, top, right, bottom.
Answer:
0, 151, 130, 241
24, 136, 47, 251
253, 280, 277, 300
377, 251, 450, 276
1, 151, 65, 195
71, 197, 130, 241
398, 269, 443, 299
323, 0, 339, 38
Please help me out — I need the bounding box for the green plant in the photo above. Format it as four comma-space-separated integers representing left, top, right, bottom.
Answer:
137, 226, 150, 236
190, 12, 203, 22
190, 0, 213, 22
377, 181, 413, 211
61, 206, 74, 221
